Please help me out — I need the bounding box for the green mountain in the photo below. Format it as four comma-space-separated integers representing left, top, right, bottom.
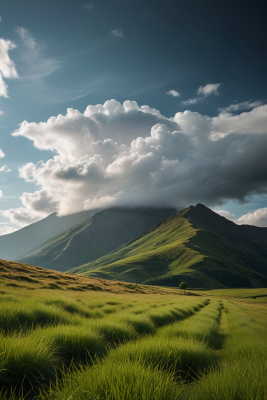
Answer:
0, 209, 101, 261
70, 204, 267, 289
19, 207, 175, 272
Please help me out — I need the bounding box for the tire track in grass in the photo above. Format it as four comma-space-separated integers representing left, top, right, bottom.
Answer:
186, 301, 267, 400
31, 300, 210, 399
0, 300, 208, 398
37, 301, 220, 400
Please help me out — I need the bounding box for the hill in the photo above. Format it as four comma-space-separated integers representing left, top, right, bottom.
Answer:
0, 209, 101, 261
19, 207, 175, 272
70, 204, 267, 289
0, 258, 177, 295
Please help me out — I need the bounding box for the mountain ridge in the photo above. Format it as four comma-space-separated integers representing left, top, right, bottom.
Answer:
70, 204, 267, 289
19, 207, 176, 272
0, 209, 101, 261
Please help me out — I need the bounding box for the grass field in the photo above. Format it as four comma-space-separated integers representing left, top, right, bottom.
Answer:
0, 267, 267, 399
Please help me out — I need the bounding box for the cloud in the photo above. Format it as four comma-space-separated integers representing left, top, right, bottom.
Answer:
84, 3, 94, 11
0, 223, 18, 236
0, 206, 44, 227
0, 165, 7, 171
0, 149, 5, 158
0, 16, 2, 22
215, 207, 267, 227
197, 83, 221, 96
166, 90, 180, 97
0, 190, 2, 198
181, 97, 202, 106
0, 38, 18, 97
111, 29, 124, 38
4, 98, 266, 226
218, 100, 263, 114
181, 83, 221, 107
16, 27, 60, 80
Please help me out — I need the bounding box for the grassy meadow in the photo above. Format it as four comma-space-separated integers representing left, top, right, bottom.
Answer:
0, 261, 267, 399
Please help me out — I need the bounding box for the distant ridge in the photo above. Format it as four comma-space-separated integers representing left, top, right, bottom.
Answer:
0, 209, 101, 261
70, 204, 267, 289
19, 207, 175, 272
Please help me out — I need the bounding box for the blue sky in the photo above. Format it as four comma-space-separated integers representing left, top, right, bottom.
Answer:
0, 0, 267, 234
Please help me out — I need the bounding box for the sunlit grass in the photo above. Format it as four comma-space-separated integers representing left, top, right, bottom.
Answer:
38, 360, 184, 400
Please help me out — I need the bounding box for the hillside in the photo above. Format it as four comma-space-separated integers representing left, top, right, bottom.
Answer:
70, 204, 267, 289
0, 258, 173, 294
19, 207, 175, 272
0, 209, 101, 261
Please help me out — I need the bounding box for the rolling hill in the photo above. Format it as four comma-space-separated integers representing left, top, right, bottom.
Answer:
70, 204, 267, 289
0, 258, 173, 295
19, 207, 175, 272
0, 209, 101, 261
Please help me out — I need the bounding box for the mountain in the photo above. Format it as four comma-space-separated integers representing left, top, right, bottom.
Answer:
70, 204, 267, 289
0, 209, 101, 261
19, 207, 175, 272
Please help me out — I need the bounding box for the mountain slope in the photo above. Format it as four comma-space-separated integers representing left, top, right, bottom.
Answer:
70, 204, 267, 289
20, 207, 175, 272
0, 209, 101, 261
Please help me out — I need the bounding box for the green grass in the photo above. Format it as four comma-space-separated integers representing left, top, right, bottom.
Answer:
38, 360, 183, 400
1, 282, 267, 399
157, 301, 221, 346
0, 333, 58, 387
186, 302, 267, 400
29, 324, 106, 365
107, 335, 215, 379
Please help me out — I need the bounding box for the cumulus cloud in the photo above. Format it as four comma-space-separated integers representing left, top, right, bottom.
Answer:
111, 29, 124, 38
0, 149, 5, 158
16, 27, 60, 80
218, 100, 263, 114
0, 165, 7, 172
3, 98, 266, 226
84, 3, 94, 11
0, 38, 18, 97
166, 90, 180, 97
216, 207, 267, 227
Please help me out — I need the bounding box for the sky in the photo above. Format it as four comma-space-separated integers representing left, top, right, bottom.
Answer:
0, 0, 267, 235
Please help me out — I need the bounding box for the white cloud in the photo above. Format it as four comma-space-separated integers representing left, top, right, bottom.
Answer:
181, 83, 221, 107
84, 3, 94, 11
3, 98, 266, 226
0, 149, 5, 158
0, 165, 7, 171
0, 223, 18, 236
210, 104, 267, 140
111, 29, 124, 38
218, 100, 263, 114
181, 97, 202, 106
216, 207, 267, 227
0, 206, 44, 227
0, 38, 18, 98
16, 27, 60, 80
197, 83, 221, 96
0, 190, 2, 198
166, 90, 180, 97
